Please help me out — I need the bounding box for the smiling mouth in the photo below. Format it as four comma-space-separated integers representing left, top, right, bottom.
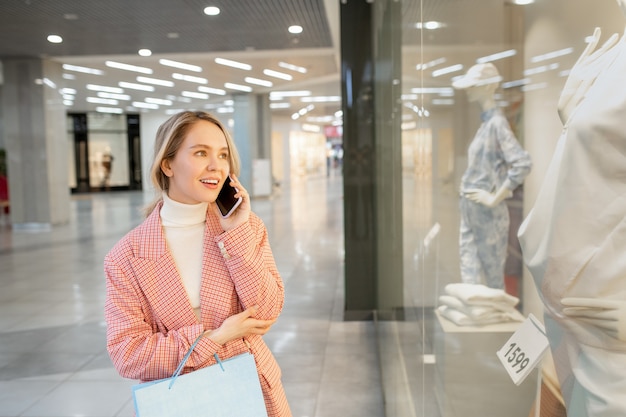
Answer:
200, 179, 219, 185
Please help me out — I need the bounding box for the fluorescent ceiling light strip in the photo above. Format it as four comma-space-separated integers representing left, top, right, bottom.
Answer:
132, 102, 159, 109
278, 61, 307, 73
263, 69, 293, 80
531, 47, 574, 63
137, 76, 174, 87
105, 60, 153, 74
87, 97, 118, 105
96, 106, 123, 114
198, 86, 227, 95
269, 90, 311, 98
145, 97, 173, 105
215, 58, 252, 71
269, 103, 290, 109
411, 87, 454, 95
119, 82, 155, 92
159, 59, 202, 72
224, 83, 252, 92
416, 57, 447, 71
172, 73, 208, 84
87, 84, 124, 93
181, 91, 209, 99
301, 96, 341, 103
244, 77, 273, 87
432, 64, 464, 77
62, 73, 76, 80
217, 107, 234, 113
63, 64, 104, 75
502, 78, 530, 89
97, 92, 131, 100
477, 49, 517, 63
523, 63, 559, 76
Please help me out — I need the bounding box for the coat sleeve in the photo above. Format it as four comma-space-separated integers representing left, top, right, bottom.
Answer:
214, 213, 285, 320
104, 241, 223, 381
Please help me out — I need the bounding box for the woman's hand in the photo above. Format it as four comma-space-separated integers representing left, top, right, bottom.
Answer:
204, 305, 276, 345
212, 174, 251, 232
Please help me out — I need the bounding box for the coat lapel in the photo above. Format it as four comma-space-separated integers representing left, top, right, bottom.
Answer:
130, 203, 198, 329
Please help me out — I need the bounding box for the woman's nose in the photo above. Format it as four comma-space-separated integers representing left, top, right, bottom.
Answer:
206, 155, 218, 170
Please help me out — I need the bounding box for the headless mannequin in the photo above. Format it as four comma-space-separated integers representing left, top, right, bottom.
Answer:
518, 2, 626, 414
556, 2, 626, 342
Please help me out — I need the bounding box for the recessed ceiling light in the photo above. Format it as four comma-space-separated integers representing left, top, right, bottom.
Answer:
204, 6, 220, 15
47, 35, 63, 43
63, 13, 78, 20
512, 0, 534, 4
288, 25, 303, 34
167, 32, 180, 39
138, 49, 152, 57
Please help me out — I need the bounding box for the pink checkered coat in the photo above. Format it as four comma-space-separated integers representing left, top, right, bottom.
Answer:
104, 202, 291, 416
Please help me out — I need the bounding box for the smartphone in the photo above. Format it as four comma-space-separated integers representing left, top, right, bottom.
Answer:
216, 176, 243, 218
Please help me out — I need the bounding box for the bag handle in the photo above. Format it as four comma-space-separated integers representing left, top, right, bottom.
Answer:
168, 333, 250, 389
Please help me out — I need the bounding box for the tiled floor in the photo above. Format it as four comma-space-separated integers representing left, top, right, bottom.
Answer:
0, 175, 383, 417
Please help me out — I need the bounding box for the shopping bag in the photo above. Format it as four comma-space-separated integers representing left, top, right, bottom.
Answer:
132, 336, 268, 417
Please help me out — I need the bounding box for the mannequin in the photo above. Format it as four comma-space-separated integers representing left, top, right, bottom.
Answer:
453, 63, 532, 289
518, 1, 626, 415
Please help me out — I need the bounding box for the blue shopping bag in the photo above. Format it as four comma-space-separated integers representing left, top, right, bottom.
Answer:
132, 336, 268, 417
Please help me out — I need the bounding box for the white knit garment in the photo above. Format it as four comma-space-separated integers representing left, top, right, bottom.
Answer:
160, 193, 207, 310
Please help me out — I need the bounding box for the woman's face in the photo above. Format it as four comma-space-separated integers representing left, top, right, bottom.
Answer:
161, 120, 231, 205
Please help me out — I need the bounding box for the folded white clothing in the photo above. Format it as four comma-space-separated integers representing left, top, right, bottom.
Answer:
444, 283, 519, 308
438, 295, 516, 319
437, 305, 522, 326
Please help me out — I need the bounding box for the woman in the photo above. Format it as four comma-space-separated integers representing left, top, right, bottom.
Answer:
104, 111, 291, 416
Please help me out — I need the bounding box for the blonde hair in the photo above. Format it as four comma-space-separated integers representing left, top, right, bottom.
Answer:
143, 111, 241, 216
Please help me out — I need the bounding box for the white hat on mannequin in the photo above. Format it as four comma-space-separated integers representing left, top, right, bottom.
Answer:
452, 63, 503, 89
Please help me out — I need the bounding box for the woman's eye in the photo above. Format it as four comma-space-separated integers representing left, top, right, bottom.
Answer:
219, 152, 229, 159
195, 150, 207, 157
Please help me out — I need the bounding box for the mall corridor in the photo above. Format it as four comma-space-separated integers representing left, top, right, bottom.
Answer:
0, 176, 385, 417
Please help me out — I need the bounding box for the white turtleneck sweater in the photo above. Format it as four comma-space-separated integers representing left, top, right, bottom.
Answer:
160, 193, 207, 319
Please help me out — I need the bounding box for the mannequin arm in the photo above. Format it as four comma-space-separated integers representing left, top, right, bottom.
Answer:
562, 297, 626, 341
464, 180, 513, 208
558, 28, 619, 123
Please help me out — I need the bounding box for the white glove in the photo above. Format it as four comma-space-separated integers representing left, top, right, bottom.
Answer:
562, 297, 626, 342
558, 27, 619, 123
464, 184, 513, 208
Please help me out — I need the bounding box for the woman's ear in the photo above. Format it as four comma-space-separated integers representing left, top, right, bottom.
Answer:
160, 159, 173, 177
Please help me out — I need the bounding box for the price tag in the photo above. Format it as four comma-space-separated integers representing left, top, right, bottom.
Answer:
496, 313, 550, 385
